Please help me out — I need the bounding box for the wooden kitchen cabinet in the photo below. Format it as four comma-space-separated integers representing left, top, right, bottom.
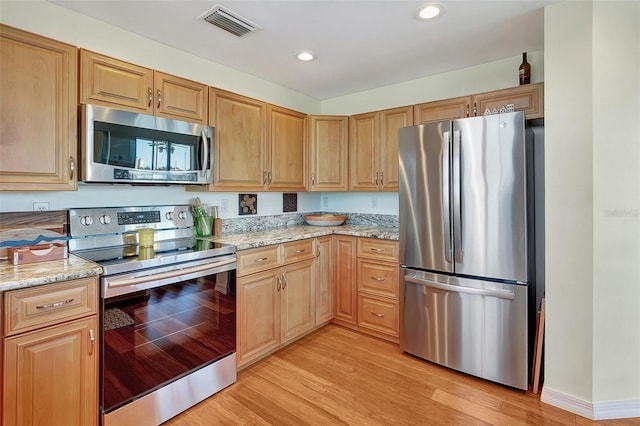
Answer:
349, 105, 412, 192
236, 268, 281, 366
80, 49, 208, 124
236, 240, 316, 368
308, 115, 349, 191
315, 236, 334, 325
332, 235, 357, 328
267, 104, 307, 192
414, 83, 544, 124
471, 82, 544, 120
280, 259, 316, 345
207, 88, 267, 190
2, 277, 99, 426
203, 91, 306, 192
356, 238, 400, 342
414, 96, 472, 124
0, 24, 77, 191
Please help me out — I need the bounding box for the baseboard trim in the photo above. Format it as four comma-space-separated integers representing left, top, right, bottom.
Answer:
541, 386, 640, 420
593, 399, 640, 420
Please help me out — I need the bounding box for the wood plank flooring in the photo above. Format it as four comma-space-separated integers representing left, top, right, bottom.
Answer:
164, 325, 639, 425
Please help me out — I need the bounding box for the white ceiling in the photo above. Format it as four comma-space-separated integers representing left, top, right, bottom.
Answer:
50, 0, 555, 101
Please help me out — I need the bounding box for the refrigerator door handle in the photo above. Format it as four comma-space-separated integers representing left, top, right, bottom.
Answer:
452, 129, 463, 263
404, 275, 516, 300
442, 131, 452, 263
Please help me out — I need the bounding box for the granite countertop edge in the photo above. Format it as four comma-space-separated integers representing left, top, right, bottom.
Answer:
0, 225, 396, 292
0, 255, 103, 293
208, 224, 399, 251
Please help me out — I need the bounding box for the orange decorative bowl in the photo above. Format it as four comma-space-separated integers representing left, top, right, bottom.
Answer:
303, 214, 347, 226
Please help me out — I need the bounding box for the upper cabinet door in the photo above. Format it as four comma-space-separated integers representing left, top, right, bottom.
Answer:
379, 106, 412, 192
0, 25, 77, 191
267, 105, 307, 192
80, 49, 153, 113
81, 50, 208, 123
414, 96, 472, 124
349, 111, 378, 191
154, 71, 207, 124
308, 115, 348, 191
471, 83, 544, 119
209, 88, 267, 191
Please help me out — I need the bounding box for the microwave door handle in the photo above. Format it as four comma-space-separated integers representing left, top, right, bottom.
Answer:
200, 130, 209, 177
105, 131, 112, 165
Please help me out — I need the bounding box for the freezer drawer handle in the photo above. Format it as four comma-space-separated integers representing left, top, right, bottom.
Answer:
404, 275, 516, 300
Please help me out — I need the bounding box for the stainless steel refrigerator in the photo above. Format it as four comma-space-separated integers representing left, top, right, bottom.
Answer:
398, 111, 541, 390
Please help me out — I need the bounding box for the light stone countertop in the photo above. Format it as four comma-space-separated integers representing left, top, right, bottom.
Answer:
0, 255, 102, 293
0, 224, 397, 293
207, 224, 399, 251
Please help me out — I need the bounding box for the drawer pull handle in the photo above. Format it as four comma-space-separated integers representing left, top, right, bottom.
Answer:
254, 257, 268, 263
89, 329, 95, 356
371, 312, 385, 318
295, 249, 306, 253
36, 298, 74, 310
370, 248, 385, 252
371, 276, 385, 281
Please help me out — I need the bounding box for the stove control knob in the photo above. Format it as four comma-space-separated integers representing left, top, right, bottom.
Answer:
80, 215, 94, 226
165, 211, 174, 221
99, 215, 112, 225
178, 210, 187, 220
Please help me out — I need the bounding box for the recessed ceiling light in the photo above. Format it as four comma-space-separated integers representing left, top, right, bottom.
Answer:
297, 52, 315, 61
417, 4, 444, 20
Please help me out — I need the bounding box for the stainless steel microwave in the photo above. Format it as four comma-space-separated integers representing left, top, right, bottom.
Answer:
80, 104, 213, 185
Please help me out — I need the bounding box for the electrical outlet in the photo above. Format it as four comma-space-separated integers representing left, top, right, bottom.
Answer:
371, 197, 378, 208
33, 202, 49, 211
220, 199, 229, 214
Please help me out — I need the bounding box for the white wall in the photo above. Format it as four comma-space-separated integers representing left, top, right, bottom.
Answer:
320, 52, 544, 115
0, 0, 320, 114
542, 0, 640, 419
543, 0, 595, 404
591, 0, 640, 406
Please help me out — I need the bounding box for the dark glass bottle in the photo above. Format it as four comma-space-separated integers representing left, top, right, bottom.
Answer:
519, 52, 531, 85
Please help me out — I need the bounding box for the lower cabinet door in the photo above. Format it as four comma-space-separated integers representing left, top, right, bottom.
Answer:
237, 269, 281, 367
3, 316, 98, 426
280, 259, 315, 344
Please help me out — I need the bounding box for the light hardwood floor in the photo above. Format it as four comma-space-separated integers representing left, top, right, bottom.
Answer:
165, 325, 639, 425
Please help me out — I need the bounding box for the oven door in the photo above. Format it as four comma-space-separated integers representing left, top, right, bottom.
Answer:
100, 256, 236, 422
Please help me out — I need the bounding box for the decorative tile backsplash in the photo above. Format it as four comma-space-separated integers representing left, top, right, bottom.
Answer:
238, 194, 257, 215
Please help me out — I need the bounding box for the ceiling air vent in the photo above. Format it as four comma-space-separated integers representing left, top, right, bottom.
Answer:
200, 5, 262, 38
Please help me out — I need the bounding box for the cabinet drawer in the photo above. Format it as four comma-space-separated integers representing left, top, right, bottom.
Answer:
282, 239, 315, 265
357, 294, 399, 337
4, 277, 98, 337
237, 245, 281, 277
357, 260, 398, 299
357, 238, 399, 262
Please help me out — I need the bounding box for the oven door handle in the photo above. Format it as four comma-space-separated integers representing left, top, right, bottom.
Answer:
106, 258, 236, 289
